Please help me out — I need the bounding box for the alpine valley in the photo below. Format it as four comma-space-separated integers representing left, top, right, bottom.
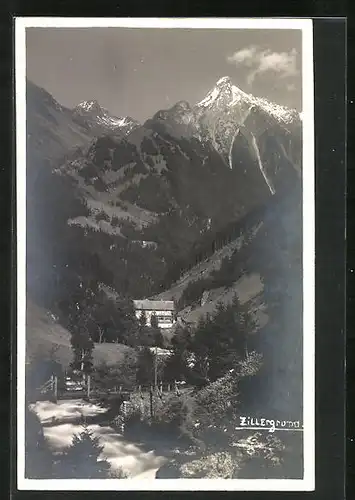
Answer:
26, 76, 303, 417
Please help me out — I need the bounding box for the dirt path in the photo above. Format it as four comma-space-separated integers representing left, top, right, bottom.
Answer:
32, 400, 169, 479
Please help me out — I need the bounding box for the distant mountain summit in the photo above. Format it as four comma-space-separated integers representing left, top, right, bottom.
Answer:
73, 100, 140, 135
195, 76, 300, 125
191, 76, 301, 190
27, 76, 302, 303
26, 80, 140, 167
145, 76, 301, 193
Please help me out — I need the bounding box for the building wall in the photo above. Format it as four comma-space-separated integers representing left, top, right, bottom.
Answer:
135, 309, 174, 329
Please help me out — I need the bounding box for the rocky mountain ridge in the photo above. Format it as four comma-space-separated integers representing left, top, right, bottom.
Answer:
26, 79, 139, 166
26, 76, 302, 325
72, 99, 140, 136
51, 77, 301, 247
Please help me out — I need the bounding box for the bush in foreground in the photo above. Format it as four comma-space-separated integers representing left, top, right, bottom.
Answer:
157, 430, 288, 479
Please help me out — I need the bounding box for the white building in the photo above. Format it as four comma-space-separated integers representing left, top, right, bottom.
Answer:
133, 299, 175, 329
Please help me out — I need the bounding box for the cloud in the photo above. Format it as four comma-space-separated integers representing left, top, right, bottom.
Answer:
227, 46, 299, 85
286, 83, 297, 92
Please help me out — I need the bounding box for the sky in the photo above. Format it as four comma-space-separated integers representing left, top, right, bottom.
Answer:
26, 27, 302, 123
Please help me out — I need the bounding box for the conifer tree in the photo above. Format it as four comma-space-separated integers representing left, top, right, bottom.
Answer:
58, 426, 111, 479
136, 347, 154, 386
150, 312, 158, 329
70, 323, 94, 375
138, 310, 147, 328
191, 297, 255, 382
150, 313, 164, 347
163, 325, 192, 383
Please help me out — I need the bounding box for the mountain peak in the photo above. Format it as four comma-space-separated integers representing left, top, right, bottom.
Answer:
75, 100, 103, 114
73, 100, 139, 133
196, 76, 235, 108
196, 76, 299, 126
216, 76, 232, 87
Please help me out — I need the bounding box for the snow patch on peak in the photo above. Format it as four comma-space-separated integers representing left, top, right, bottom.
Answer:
230, 85, 250, 105
197, 87, 221, 108
76, 100, 101, 112
73, 100, 138, 132
216, 76, 232, 86
197, 78, 240, 108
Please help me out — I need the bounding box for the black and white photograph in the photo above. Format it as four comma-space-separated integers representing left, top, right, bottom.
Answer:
16, 18, 315, 491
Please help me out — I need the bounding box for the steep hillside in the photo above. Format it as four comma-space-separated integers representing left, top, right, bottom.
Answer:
152, 184, 300, 325
153, 183, 302, 417
152, 213, 266, 326
27, 80, 92, 166
26, 79, 138, 169
26, 76, 302, 401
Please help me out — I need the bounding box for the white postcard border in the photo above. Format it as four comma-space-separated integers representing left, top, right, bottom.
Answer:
15, 16, 315, 491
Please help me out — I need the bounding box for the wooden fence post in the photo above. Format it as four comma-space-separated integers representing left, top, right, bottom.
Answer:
149, 385, 154, 419
87, 375, 91, 400
54, 376, 58, 401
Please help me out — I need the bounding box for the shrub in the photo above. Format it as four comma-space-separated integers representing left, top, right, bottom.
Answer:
95, 211, 110, 223
195, 371, 239, 427
80, 163, 98, 181
111, 215, 120, 227
232, 431, 286, 479
179, 451, 236, 478
92, 355, 137, 392
93, 178, 107, 192
166, 431, 288, 479
108, 467, 130, 479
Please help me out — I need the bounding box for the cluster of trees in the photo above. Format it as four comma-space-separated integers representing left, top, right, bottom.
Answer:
91, 347, 166, 391
61, 285, 257, 391
29, 288, 257, 398
164, 295, 257, 386
66, 292, 168, 375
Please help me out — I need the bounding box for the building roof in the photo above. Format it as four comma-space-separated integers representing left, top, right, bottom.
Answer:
148, 347, 173, 356
133, 299, 175, 311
